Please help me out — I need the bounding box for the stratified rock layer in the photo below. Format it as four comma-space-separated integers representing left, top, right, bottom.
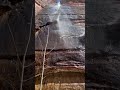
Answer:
35, 0, 85, 90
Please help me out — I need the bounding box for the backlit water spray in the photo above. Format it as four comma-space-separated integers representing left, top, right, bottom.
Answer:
38, 0, 85, 90
48, 0, 85, 49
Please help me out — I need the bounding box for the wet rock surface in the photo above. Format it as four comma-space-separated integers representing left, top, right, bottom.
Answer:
35, 0, 85, 69
35, 1, 85, 50
35, 0, 85, 90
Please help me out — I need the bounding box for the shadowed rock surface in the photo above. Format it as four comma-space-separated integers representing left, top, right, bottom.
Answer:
0, 0, 35, 90
0, 0, 34, 56
86, 0, 120, 89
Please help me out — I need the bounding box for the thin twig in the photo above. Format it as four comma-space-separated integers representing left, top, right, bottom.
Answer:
7, 22, 21, 78
45, 42, 57, 55
40, 26, 50, 90
20, 4, 34, 90
7, 23, 21, 64
36, 31, 44, 52
24, 61, 35, 68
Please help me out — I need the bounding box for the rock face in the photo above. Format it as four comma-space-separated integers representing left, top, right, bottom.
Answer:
0, 0, 34, 56
35, 51, 85, 90
86, 0, 120, 53
35, 0, 85, 90
0, 0, 35, 90
35, 4, 85, 50
86, 0, 120, 89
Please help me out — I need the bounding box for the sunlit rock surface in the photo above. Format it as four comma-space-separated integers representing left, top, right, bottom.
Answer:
35, 3, 85, 50
35, 0, 85, 90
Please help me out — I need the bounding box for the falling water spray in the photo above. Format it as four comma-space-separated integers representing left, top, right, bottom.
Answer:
56, 0, 61, 4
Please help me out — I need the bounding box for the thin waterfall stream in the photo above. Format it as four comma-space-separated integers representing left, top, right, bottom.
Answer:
35, 0, 85, 50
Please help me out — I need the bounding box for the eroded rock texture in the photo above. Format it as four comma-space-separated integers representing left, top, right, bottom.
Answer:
35, 0, 85, 90
35, 3, 85, 50
86, 0, 120, 89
